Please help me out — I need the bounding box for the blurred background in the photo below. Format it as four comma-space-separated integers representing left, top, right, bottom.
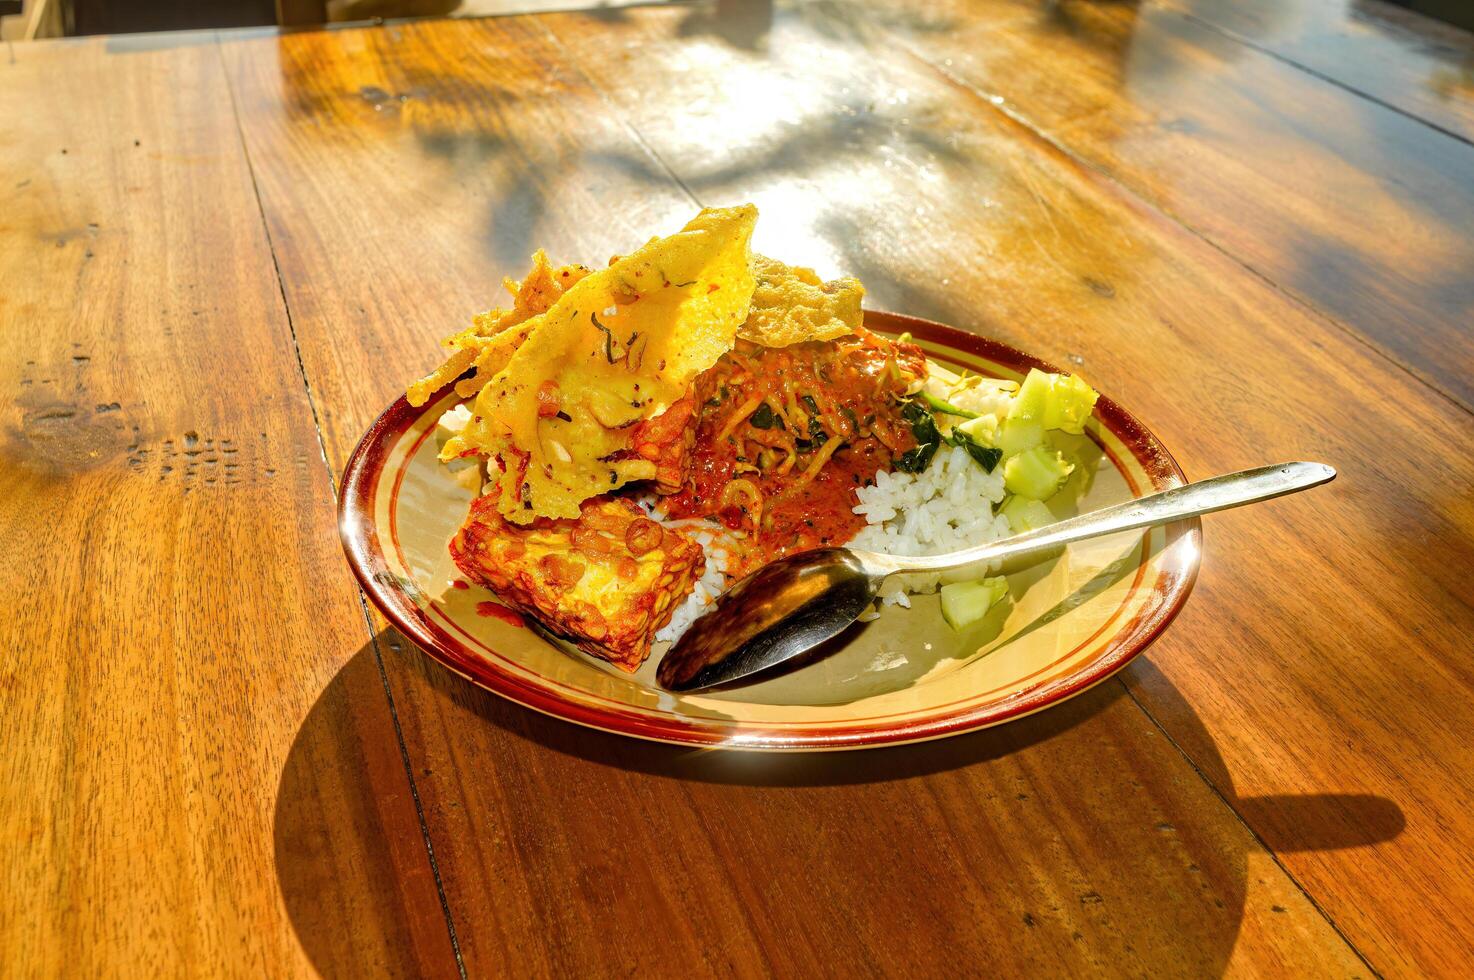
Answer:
0, 0, 673, 38
3, 0, 1470, 40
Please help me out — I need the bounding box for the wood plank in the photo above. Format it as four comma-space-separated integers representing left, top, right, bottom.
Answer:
0, 37, 454, 977
1158, 0, 1474, 144
818, 0, 1474, 415
537, 4, 1474, 974
223, 14, 1369, 975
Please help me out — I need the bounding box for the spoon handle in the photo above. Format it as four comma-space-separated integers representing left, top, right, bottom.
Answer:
872, 461, 1336, 578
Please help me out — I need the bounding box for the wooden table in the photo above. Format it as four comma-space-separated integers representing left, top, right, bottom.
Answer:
5, 0, 1473, 975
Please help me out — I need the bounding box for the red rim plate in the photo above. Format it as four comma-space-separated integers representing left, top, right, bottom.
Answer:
338, 311, 1202, 750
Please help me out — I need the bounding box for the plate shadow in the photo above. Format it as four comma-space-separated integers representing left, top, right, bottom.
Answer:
274, 631, 1404, 977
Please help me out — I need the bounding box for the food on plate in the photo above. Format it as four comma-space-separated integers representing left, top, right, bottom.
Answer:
739, 255, 864, 347
410, 204, 1100, 671
451, 495, 705, 671
426, 205, 757, 524
405, 249, 594, 409
940, 577, 1009, 631
661, 329, 927, 579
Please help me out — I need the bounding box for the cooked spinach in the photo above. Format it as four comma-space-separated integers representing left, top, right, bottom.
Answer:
895, 443, 937, 473
920, 390, 980, 419
895, 398, 943, 472
961, 441, 1002, 472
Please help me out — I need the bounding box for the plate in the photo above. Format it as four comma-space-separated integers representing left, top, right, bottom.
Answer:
339, 312, 1201, 750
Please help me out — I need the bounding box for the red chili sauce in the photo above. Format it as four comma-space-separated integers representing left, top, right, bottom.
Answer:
663, 330, 926, 578
475, 600, 525, 628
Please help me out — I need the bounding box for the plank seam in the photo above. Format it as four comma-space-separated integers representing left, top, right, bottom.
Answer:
1169, 6, 1474, 152
530, 16, 703, 210
866, 26, 1390, 974
1115, 677, 1383, 978
891, 32, 1474, 424
209, 32, 467, 980
357, 598, 469, 980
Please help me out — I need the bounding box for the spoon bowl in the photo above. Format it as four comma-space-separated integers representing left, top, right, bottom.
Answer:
656, 549, 881, 691
659, 461, 1336, 691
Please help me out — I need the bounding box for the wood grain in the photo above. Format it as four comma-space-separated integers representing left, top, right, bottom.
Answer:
11, 3, 1474, 974
814, 0, 1474, 415
0, 37, 452, 978
537, 4, 1474, 972
224, 14, 1371, 976
1161, 0, 1474, 144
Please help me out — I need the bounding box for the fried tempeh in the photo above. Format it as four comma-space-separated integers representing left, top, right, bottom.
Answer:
450, 494, 705, 671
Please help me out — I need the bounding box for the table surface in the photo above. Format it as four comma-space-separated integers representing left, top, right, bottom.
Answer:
5, 0, 1474, 975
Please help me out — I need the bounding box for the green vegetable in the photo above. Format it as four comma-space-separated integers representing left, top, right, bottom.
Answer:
921, 390, 981, 419
1001, 495, 1055, 533
1003, 446, 1075, 500
951, 416, 1003, 472
1043, 374, 1099, 434
807, 416, 829, 446
1007, 368, 1053, 422
901, 399, 940, 441
1006, 368, 1099, 434
749, 402, 777, 429
956, 413, 998, 445
962, 441, 1002, 472
940, 577, 1009, 631
896, 399, 943, 473
997, 417, 1044, 454
894, 443, 936, 473
800, 394, 821, 416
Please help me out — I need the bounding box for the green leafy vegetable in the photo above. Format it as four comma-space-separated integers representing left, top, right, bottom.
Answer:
894, 443, 936, 473
961, 440, 1002, 472
950, 415, 1003, 472
895, 399, 943, 472
921, 391, 981, 419
901, 399, 940, 443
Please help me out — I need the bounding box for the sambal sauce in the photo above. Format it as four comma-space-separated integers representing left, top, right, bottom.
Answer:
663, 328, 927, 576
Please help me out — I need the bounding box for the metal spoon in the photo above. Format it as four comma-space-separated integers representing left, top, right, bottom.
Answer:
656, 461, 1335, 692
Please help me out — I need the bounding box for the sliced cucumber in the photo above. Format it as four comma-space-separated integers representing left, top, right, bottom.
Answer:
997, 416, 1044, 454
1043, 373, 1100, 434
1005, 368, 1099, 435
1007, 368, 1053, 422
1004, 446, 1075, 500
940, 577, 1009, 631
1001, 495, 1055, 533
956, 413, 999, 445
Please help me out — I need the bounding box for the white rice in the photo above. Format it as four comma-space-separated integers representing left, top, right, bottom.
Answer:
650, 443, 1012, 644
652, 518, 740, 645
851, 444, 1012, 606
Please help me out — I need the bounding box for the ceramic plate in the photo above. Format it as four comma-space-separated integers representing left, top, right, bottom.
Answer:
339, 312, 1201, 750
